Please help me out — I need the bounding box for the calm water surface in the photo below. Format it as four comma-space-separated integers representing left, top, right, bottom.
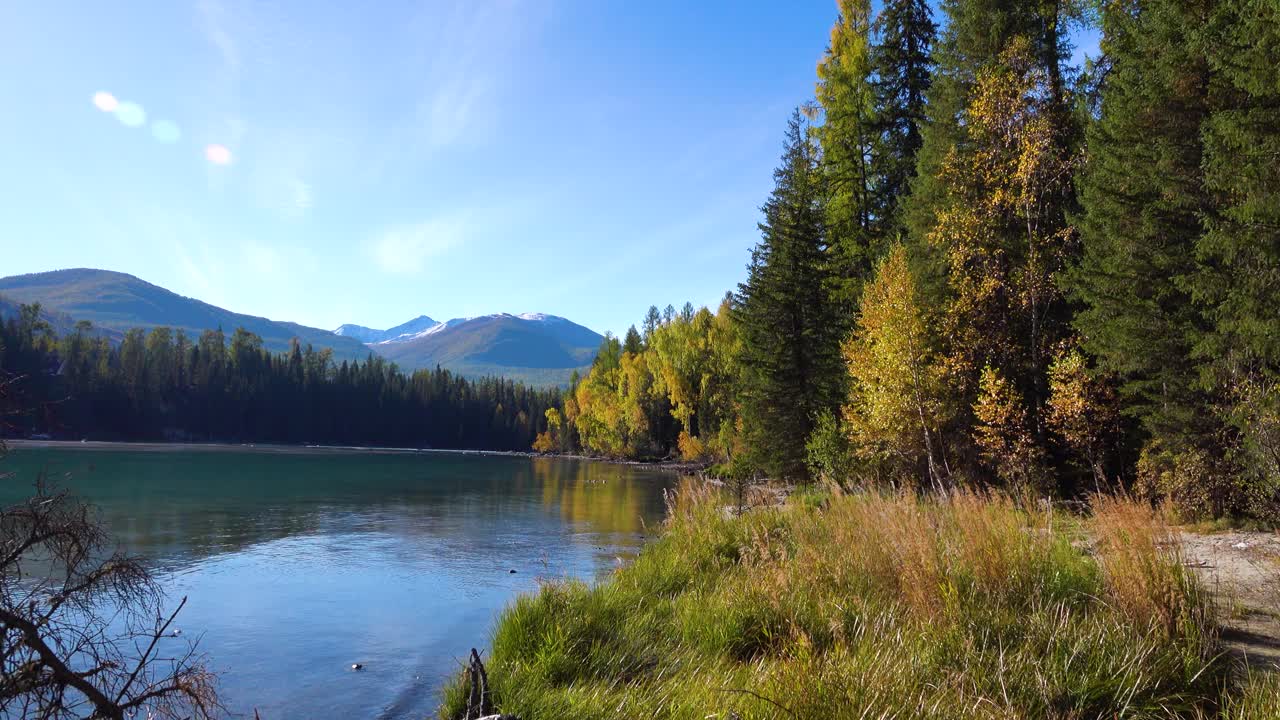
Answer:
0, 447, 679, 719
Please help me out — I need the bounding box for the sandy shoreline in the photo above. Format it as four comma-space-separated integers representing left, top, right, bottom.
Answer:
2, 439, 704, 472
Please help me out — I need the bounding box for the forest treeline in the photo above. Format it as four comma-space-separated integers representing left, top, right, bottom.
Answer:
0, 306, 559, 451
545, 0, 1280, 520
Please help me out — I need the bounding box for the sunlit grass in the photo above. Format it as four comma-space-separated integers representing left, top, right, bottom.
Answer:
441, 482, 1270, 719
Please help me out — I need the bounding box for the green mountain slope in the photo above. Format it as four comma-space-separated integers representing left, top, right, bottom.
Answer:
0, 269, 371, 360
1, 269, 602, 386
0, 293, 123, 343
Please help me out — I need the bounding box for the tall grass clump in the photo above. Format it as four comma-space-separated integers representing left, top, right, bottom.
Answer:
441, 482, 1237, 719
1091, 494, 1215, 648
1218, 672, 1280, 720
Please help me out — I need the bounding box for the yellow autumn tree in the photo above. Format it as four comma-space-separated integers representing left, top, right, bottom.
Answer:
532, 407, 564, 453
572, 336, 629, 457
1046, 350, 1120, 492
843, 244, 951, 490
618, 349, 659, 454
649, 299, 740, 463
973, 366, 1048, 494
925, 35, 1080, 482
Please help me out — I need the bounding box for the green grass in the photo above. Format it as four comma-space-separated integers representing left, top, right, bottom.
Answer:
441, 483, 1271, 719
1220, 672, 1280, 720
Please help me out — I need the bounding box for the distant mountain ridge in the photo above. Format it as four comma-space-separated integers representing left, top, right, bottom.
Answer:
0, 269, 372, 361
0, 269, 602, 386
334, 315, 438, 344
338, 312, 603, 385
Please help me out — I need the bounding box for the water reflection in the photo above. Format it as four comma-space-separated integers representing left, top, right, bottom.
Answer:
0, 448, 677, 719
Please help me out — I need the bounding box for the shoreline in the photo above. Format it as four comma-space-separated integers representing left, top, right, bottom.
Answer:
2, 439, 705, 472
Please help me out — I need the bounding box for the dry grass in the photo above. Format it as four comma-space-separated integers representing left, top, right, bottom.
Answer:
439, 483, 1266, 719
1092, 494, 1215, 638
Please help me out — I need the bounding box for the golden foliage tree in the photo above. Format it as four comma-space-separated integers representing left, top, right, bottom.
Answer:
532, 407, 564, 453
925, 36, 1080, 483
842, 244, 950, 490
973, 366, 1048, 494
1046, 350, 1120, 491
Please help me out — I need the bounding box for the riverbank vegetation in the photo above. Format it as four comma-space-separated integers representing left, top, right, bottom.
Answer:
547, 0, 1280, 525
443, 483, 1280, 719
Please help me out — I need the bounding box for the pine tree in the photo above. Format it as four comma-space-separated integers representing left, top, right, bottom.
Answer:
1067, 0, 1214, 443
734, 111, 844, 481
642, 305, 661, 343
1196, 0, 1280, 493
623, 325, 643, 355
869, 0, 935, 237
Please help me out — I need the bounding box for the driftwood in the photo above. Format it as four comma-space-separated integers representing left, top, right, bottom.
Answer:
462, 648, 519, 720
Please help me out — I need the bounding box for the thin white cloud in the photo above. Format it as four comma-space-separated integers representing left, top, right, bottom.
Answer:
390, 0, 544, 156
420, 74, 492, 149
196, 0, 240, 70
170, 237, 229, 309
249, 162, 315, 217
368, 217, 468, 275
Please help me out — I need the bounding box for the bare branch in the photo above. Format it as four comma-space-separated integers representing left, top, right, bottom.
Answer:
1, 481, 221, 719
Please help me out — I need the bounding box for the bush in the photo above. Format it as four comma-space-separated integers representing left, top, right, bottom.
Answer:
803, 409, 856, 490
676, 430, 708, 462
1135, 438, 1268, 521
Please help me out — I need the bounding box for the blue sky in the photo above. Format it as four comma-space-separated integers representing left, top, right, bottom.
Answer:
0, 1, 1097, 337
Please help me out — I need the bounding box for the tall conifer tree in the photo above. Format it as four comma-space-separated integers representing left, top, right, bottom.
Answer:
1067, 0, 1214, 443
735, 111, 844, 481
1195, 0, 1280, 490
869, 0, 935, 238
814, 0, 877, 312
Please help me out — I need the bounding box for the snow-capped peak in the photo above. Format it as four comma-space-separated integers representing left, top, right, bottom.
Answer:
341, 312, 573, 346
517, 312, 568, 323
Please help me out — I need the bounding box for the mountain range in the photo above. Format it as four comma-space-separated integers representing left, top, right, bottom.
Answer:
334, 316, 439, 344
364, 313, 602, 385
0, 269, 603, 385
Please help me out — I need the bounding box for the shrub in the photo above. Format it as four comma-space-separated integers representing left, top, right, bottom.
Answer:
676, 430, 707, 462
803, 409, 856, 490
1135, 438, 1262, 521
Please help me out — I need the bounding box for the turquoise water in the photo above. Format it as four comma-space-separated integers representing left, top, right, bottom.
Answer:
0, 447, 678, 719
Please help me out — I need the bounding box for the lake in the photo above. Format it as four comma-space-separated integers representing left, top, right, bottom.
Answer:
0, 446, 680, 719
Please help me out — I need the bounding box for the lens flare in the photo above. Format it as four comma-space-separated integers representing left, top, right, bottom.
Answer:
205, 144, 233, 165
92, 91, 118, 112
151, 120, 181, 144
115, 102, 146, 128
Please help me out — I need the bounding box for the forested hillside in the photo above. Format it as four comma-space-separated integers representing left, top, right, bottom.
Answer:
368, 313, 602, 384
0, 269, 604, 386
0, 269, 371, 360
544, 0, 1280, 521
0, 305, 558, 450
